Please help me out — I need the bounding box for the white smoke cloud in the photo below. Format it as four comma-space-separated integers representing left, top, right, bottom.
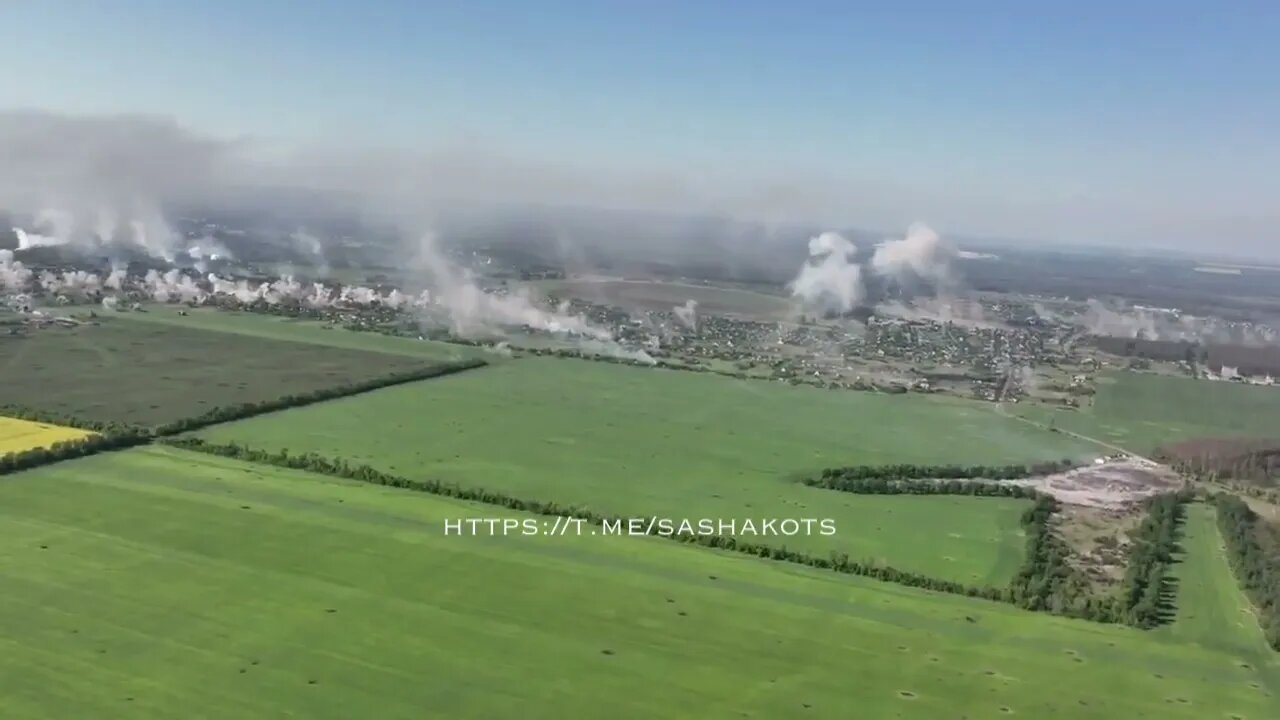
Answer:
14, 226, 69, 250
409, 232, 612, 340
790, 231, 864, 315
1081, 299, 1161, 339
871, 222, 957, 289
878, 297, 999, 329
143, 268, 207, 304
186, 235, 234, 272
673, 299, 698, 331
0, 248, 34, 291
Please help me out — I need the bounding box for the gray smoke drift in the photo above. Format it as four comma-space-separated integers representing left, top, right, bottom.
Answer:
290, 229, 330, 275
406, 233, 653, 362
1074, 298, 1279, 346
0, 111, 236, 263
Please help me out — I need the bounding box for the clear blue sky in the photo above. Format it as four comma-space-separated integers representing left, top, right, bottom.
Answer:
1, 1, 1277, 255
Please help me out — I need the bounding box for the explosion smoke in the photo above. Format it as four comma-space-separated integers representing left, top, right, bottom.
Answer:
1, 249, 34, 291
409, 233, 611, 341
871, 222, 957, 290
673, 299, 699, 331
790, 231, 864, 316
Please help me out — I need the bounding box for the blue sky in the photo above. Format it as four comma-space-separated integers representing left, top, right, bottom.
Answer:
1, 1, 1277, 255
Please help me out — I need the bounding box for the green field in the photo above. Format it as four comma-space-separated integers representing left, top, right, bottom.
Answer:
1159, 504, 1279, 672
195, 357, 1097, 584
0, 318, 450, 427
0, 447, 1274, 719
114, 306, 483, 361
1019, 371, 1280, 454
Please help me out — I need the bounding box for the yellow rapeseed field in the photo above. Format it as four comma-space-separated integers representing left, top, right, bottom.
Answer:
0, 417, 95, 454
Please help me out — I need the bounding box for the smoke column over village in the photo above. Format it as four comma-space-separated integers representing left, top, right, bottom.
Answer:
871, 222, 958, 290
789, 223, 960, 317
790, 231, 864, 315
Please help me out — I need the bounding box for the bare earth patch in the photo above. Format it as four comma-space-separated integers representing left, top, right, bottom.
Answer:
1055, 504, 1142, 589
1010, 459, 1184, 509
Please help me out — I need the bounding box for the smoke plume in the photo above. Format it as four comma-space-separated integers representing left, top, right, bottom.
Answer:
790, 231, 864, 315
871, 222, 957, 290
0, 248, 34, 291
290, 229, 330, 275
408, 232, 612, 341
673, 299, 699, 331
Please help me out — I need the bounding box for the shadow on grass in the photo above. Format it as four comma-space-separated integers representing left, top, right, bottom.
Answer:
1151, 517, 1188, 628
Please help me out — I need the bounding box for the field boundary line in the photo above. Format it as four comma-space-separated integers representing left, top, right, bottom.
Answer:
151, 358, 487, 436
0, 359, 488, 475
161, 436, 1023, 608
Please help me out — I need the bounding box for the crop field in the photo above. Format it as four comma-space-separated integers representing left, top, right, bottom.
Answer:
114, 307, 484, 361
1017, 371, 1280, 454
0, 416, 95, 454
0, 319, 460, 427
196, 358, 1098, 583
0, 447, 1273, 719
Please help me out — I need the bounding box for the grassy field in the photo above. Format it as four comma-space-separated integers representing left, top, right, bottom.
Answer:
1158, 504, 1279, 671
0, 318, 455, 427
0, 447, 1273, 719
113, 306, 484, 361
1017, 371, 1280, 454
196, 358, 1098, 584
0, 416, 95, 454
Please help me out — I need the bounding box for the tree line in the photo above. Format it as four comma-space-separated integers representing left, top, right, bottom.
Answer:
803, 474, 1040, 498
0, 404, 144, 436
1117, 491, 1190, 628
151, 358, 486, 435
163, 435, 1185, 631
1215, 493, 1280, 649
813, 458, 1078, 484
164, 436, 1010, 603
0, 360, 486, 475
1008, 494, 1120, 623
0, 430, 151, 476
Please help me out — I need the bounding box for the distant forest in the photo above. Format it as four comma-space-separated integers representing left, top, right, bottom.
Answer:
1092, 336, 1280, 376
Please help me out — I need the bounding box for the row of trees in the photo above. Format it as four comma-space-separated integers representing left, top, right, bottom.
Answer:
152, 358, 486, 435
1215, 493, 1280, 649
803, 474, 1041, 498
165, 436, 1202, 631
0, 404, 144, 435
1158, 443, 1280, 487
815, 458, 1078, 483
165, 436, 1008, 603
0, 359, 486, 476
0, 430, 151, 475
1119, 492, 1191, 628
1009, 495, 1121, 623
